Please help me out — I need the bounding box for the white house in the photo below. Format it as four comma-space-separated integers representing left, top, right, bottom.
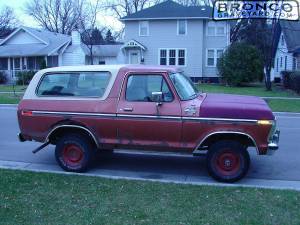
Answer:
0, 26, 124, 82
271, 21, 300, 81
120, 0, 230, 82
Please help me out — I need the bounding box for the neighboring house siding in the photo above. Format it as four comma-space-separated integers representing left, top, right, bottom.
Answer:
62, 46, 86, 66
5, 31, 42, 45
271, 32, 294, 81
202, 21, 229, 78
124, 19, 229, 78
124, 20, 204, 77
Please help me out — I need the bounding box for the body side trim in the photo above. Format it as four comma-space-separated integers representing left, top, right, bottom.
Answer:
46, 124, 100, 148
31, 110, 258, 123
194, 131, 259, 154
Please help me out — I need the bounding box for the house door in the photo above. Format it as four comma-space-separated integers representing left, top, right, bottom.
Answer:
129, 51, 140, 64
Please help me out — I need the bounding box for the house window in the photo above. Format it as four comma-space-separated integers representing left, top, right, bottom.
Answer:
276, 58, 279, 72
207, 21, 225, 36
0, 58, 8, 70
178, 49, 185, 66
285, 56, 287, 70
207, 49, 224, 67
47, 56, 58, 68
139, 21, 149, 36
280, 57, 283, 67
216, 27, 225, 36
160, 49, 167, 65
293, 57, 297, 70
207, 27, 215, 36
159, 49, 186, 66
177, 20, 187, 35
169, 49, 176, 65
207, 49, 215, 66
281, 35, 284, 46
27, 56, 44, 70
216, 50, 224, 66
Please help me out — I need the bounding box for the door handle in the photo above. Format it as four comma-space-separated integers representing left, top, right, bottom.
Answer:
123, 107, 133, 112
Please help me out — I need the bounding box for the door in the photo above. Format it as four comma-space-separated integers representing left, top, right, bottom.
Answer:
129, 51, 140, 64
116, 73, 182, 149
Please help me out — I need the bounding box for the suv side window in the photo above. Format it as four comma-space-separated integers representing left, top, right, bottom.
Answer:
37, 72, 111, 97
125, 74, 173, 102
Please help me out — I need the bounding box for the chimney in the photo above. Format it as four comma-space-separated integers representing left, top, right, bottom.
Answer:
71, 30, 81, 45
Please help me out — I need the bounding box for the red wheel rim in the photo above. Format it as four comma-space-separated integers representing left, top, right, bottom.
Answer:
62, 144, 84, 166
214, 150, 241, 176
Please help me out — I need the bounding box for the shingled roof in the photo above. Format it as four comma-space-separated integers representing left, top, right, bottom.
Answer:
280, 21, 300, 52
120, 0, 212, 21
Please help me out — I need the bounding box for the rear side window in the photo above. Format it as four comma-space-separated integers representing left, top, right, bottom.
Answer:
37, 72, 111, 97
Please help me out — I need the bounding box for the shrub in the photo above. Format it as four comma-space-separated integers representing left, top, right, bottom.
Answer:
281, 70, 293, 89
16, 71, 35, 85
217, 42, 264, 86
0, 71, 7, 84
290, 71, 300, 94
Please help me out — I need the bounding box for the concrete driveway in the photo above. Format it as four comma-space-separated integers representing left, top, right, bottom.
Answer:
1, 105, 300, 190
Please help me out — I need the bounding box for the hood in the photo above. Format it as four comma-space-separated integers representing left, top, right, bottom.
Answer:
200, 94, 274, 120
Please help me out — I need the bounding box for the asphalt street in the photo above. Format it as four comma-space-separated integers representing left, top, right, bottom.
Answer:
1, 105, 300, 189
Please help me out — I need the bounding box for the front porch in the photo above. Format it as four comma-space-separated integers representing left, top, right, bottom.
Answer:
0, 56, 59, 83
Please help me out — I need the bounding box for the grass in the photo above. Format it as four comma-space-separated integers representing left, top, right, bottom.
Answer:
267, 99, 300, 112
198, 83, 298, 97
0, 169, 300, 225
0, 83, 300, 112
0, 94, 22, 104
0, 85, 27, 92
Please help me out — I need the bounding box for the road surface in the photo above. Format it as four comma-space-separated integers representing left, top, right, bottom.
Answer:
1, 105, 300, 189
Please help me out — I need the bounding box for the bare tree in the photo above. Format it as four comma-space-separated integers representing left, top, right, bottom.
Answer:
80, 0, 106, 65
104, 0, 156, 18
0, 6, 17, 38
25, 0, 86, 34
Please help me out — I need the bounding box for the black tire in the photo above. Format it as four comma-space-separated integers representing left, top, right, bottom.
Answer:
55, 134, 94, 172
206, 140, 250, 183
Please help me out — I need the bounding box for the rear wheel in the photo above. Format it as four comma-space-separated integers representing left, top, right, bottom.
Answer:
206, 140, 250, 183
55, 134, 94, 172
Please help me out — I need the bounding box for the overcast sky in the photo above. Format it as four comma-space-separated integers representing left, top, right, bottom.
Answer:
0, 0, 123, 31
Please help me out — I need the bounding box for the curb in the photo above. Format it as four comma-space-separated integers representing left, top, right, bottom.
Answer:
0, 160, 300, 192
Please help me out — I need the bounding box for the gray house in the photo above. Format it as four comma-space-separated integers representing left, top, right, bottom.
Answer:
0, 26, 123, 82
271, 21, 300, 81
120, 0, 230, 81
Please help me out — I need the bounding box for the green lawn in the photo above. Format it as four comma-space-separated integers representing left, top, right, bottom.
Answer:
0, 169, 299, 225
0, 94, 22, 104
0, 85, 27, 92
198, 83, 298, 97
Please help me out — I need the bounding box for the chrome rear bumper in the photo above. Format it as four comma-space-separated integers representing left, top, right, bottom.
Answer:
267, 129, 280, 155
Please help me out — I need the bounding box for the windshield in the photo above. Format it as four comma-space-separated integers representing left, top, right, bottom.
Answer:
169, 73, 199, 100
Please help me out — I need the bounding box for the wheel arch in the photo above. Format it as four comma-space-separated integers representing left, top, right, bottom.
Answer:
195, 131, 258, 154
46, 125, 100, 148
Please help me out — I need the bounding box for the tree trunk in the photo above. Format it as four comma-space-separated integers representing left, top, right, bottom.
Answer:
90, 47, 93, 65
265, 66, 272, 91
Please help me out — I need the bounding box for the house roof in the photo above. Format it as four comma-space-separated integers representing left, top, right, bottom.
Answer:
0, 26, 70, 57
120, 0, 212, 21
280, 21, 300, 52
65, 43, 123, 57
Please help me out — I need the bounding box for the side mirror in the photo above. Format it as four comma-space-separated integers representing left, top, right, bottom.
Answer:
151, 91, 163, 105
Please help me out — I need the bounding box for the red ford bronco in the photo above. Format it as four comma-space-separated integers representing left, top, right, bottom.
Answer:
17, 65, 280, 182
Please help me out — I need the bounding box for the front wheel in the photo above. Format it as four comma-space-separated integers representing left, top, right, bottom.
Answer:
206, 140, 250, 183
55, 134, 94, 172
